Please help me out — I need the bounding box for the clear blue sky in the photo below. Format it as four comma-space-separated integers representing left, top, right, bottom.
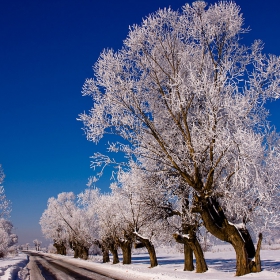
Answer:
1, 0, 280, 245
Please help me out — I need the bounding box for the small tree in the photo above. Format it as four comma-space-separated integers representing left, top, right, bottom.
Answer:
33, 239, 42, 251
0, 165, 11, 219
40, 192, 98, 260
0, 165, 17, 258
138, 167, 207, 272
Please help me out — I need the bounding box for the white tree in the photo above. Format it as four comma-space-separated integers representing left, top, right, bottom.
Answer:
40, 196, 68, 255
33, 239, 42, 251
0, 165, 10, 219
77, 188, 106, 260
0, 165, 17, 258
79, 1, 280, 275
0, 219, 14, 257
135, 164, 207, 272
110, 167, 162, 267
40, 192, 97, 259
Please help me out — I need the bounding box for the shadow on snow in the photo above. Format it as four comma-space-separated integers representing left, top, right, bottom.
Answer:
117, 253, 280, 273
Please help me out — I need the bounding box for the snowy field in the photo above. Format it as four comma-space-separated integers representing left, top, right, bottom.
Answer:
0, 246, 280, 280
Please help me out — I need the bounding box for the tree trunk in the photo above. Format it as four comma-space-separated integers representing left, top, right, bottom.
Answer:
119, 240, 132, 264
227, 230, 251, 276
109, 244, 119, 264
94, 240, 110, 263
71, 242, 89, 260
53, 242, 66, 255
78, 246, 89, 260
173, 233, 207, 273
102, 248, 110, 263
198, 197, 262, 276
184, 243, 194, 271
250, 233, 262, 273
133, 233, 158, 268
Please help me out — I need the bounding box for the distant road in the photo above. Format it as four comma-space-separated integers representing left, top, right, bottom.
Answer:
24, 252, 117, 280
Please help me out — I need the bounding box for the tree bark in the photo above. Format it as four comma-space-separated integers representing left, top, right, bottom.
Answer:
109, 244, 119, 264
102, 247, 110, 263
70, 242, 89, 260
250, 233, 262, 273
79, 246, 89, 260
133, 233, 158, 267
184, 243, 194, 271
198, 197, 262, 276
53, 242, 66, 255
119, 240, 132, 264
94, 240, 110, 263
173, 233, 207, 273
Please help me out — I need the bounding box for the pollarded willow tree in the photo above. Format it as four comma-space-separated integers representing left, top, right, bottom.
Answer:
79, 1, 280, 276
135, 163, 208, 272
111, 167, 163, 268
40, 192, 98, 260
77, 188, 113, 263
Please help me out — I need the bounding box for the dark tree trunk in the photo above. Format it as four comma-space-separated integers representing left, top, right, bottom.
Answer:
119, 240, 132, 264
69, 241, 89, 260
102, 248, 110, 263
184, 243, 194, 271
198, 197, 262, 276
133, 233, 158, 268
173, 233, 207, 273
78, 246, 89, 260
53, 242, 66, 255
109, 244, 119, 264
134, 242, 145, 248
250, 233, 262, 273
69, 241, 78, 258
94, 240, 110, 263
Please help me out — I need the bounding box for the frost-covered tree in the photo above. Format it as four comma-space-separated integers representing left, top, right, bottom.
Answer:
40, 192, 98, 260
138, 166, 207, 272
110, 167, 163, 267
40, 196, 68, 255
0, 165, 10, 219
79, 1, 280, 275
0, 165, 17, 258
33, 239, 42, 251
0, 219, 17, 257
95, 191, 132, 264
76, 188, 107, 261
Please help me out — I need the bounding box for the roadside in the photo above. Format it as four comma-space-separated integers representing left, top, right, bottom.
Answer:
1, 247, 279, 280
0, 254, 28, 280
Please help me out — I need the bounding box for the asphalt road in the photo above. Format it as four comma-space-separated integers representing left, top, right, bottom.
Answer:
24, 252, 117, 280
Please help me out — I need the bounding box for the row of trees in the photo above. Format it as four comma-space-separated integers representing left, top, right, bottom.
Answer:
41, 0, 280, 277
0, 165, 18, 258
40, 156, 279, 273
76, 1, 280, 276
40, 167, 208, 269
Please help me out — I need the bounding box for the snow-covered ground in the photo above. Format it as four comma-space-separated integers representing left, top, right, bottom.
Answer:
0, 253, 28, 280
1, 246, 279, 280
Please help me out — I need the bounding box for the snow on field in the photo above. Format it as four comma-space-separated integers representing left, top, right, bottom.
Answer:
82, 247, 280, 280
0, 253, 28, 280
0, 246, 279, 279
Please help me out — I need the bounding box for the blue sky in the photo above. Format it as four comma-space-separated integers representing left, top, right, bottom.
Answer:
1, 0, 280, 245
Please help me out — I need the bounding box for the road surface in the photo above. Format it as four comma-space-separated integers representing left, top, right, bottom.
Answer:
24, 252, 118, 280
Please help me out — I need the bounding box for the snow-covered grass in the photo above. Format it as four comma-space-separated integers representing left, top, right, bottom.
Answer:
0, 253, 28, 280
1, 247, 279, 280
